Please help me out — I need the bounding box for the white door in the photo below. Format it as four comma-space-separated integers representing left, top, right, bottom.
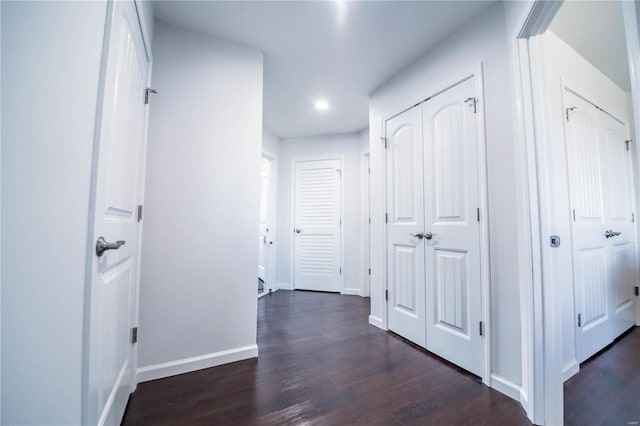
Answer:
423, 77, 484, 376
565, 90, 638, 362
293, 159, 342, 292
386, 105, 427, 347
258, 157, 271, 286
86, 2, 150, 425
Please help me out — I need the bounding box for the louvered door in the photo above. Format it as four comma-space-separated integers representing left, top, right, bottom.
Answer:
293, 159, 342, 292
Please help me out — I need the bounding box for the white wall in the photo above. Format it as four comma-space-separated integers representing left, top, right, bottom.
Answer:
369, 2, 523, 395
358, 128, 370, 297
137, 21, 263, 381
1, 1, 108, 424
276, 133, 364, 295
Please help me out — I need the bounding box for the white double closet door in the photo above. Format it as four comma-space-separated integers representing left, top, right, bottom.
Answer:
565, 89, 638, 363
386, 77, 484, 376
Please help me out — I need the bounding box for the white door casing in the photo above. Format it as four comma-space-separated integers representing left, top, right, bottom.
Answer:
386, 105, 427, 347
293, 159, 342, 292
258, 157, 271, 286
423, 77, 484, 377
565, 89, 638, 363
85, 2, 149, 425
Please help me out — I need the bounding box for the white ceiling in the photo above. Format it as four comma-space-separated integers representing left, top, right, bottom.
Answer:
153, 1, 496, 139
549, 0, 630, 91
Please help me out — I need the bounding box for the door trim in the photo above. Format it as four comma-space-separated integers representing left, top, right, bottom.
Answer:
511, 1, 640, 423
382, 63, 491, 385
259, 151, 277, 297
290, 156, 345, 293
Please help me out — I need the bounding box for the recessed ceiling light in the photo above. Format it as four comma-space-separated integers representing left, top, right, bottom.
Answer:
315, 100, 330, 111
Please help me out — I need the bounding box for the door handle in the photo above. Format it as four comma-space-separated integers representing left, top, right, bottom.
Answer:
96, 236, 125, 257
409, 232, 425, 239
424, 232, 436, 240
604, 230, 621, 239
294, 228, 303, 234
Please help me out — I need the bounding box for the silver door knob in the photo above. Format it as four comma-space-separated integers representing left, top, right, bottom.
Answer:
96, 236, 125, 257
424, 232, 436, 240
604, 230, 621, 239
294, 228, 303, 234
410, 232, 425, 239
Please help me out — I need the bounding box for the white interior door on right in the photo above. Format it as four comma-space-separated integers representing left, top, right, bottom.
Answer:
565, 89, 638, 363
293, 159, 342, 292
422, 77, 484, 376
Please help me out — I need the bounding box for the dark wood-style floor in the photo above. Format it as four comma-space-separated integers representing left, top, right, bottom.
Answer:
564, 326, 640, 425
122, 291, 638, 425
122, 291, 530, 425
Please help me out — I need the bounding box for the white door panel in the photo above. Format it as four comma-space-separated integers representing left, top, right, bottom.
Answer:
423, 77, 483, 376
386, 105, 426, 347
294, 159, 341, 292
565, 90, 637, 363
86, 2, 149, 425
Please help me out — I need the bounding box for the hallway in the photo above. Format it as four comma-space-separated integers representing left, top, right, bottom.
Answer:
122, 291, 530, 425
564, 326, 640, 425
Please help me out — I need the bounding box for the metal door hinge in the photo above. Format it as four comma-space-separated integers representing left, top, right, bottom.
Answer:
479, 321, 484, 336
145, 88, 158, 104
369, 217, 371, 224
550, 235, 561, 248
632, 213, 636, 223
476, 207, 480, 222
137, 205, 143, 222
336, 168, 342, 177
577, 314, 582, 328
339, 267, 342, 274
635, 286, 639, 296
368, 268, 371, 275
465, 97, 478, 114
385, 213, 388, 224
625, 140, 632, 151
385, 289, 389, 301
380, 137, 388, 149
572, 209, 576, 222
131, 327, 138, 344
340, 218, 342, 225
566, 106, 577, 121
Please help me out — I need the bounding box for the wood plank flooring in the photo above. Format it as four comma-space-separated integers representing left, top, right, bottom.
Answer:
564, 326, 640, 425
122, 291, 531, 425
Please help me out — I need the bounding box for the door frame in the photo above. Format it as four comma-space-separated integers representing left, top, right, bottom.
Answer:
381, 63, 492, 385
259, 151, 277, 297
290, 156, 344, 293
361, 152, 371, 297
81, 0, 153, 421
510, 1, 640, 424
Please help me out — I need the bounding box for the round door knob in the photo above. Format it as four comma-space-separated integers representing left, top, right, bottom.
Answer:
410, 232, 424, 239
294, 228, 303, 234
424, 232, 436, 240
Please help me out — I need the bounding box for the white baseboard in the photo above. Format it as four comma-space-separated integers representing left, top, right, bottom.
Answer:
368, 315, 384, 330
562, 359, 579, 381
275, 283, 293, 291
490, 373, 522, 402
137, 344, 258, 383
342, 288, 362, 296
